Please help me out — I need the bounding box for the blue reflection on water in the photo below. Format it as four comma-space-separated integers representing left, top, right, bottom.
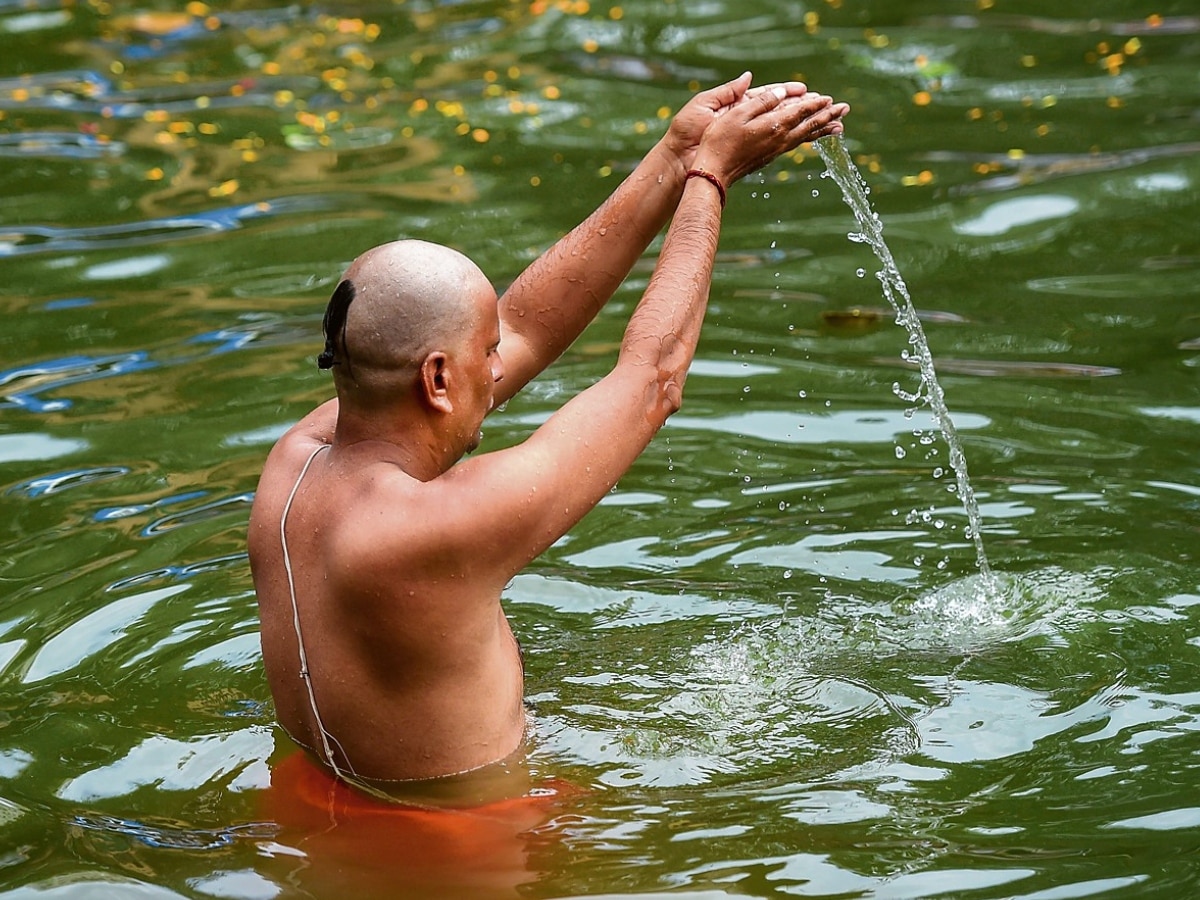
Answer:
7, 466, 128, 497
0, 353, 155, 412
0, 199, 302, 257
2, 313, 316, 415
40, 297, 95, 311
95, 490, 209, 523
107, 552, 248, 592
0, 131, 123, 159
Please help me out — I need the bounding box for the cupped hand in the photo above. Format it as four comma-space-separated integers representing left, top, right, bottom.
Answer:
660, 73, 816, 171
690, 87, 850, 190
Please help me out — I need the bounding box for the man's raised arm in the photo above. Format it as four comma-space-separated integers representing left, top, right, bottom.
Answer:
493, 74, 834, 404
440, 86, 849, 581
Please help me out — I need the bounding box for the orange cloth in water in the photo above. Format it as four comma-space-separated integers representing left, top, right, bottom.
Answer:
262, 752, 579, 898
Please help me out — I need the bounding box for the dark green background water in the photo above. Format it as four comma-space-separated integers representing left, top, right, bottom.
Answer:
1, 1, 1198, 897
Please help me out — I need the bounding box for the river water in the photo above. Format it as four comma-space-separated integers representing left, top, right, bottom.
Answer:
1, 1, 1198, 898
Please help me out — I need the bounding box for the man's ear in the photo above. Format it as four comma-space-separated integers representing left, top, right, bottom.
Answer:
419, 351, 454, 414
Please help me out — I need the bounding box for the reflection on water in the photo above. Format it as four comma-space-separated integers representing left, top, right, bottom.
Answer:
1, 0, 1199, 898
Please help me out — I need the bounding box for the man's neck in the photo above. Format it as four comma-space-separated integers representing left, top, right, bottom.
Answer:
331, 405, 457, 482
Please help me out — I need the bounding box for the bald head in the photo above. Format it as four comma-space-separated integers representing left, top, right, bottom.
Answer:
319, 240, 496, 407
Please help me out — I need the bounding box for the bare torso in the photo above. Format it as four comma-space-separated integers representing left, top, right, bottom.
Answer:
248, 416, 528, 792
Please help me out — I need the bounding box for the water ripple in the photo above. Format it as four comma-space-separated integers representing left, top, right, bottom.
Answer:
0, 198, 324, 257
0, 354, 154, 412
0, 131, 123, 159
58, 729, 273, 801
107, 553, 249, 593
0, 434, 87, 465
140, 494, 254, 537
22, 584, 190, 684
72, 814, 275, 851
939, 142, 1200, 195
0, 314, 318, 413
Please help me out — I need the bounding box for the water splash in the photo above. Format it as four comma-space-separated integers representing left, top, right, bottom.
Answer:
815, 135, 995, 587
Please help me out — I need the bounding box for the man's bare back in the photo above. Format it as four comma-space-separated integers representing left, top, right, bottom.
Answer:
249, 75, 849, 796
250, 418, 528, 788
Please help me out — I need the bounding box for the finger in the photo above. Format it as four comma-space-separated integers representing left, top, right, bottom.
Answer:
747, 80, 808, 100
799, 101, 850, 138
761, 93, 833, 133
782, 103, 847, 144
741, 83, 793, 121
699, 71, 753, 111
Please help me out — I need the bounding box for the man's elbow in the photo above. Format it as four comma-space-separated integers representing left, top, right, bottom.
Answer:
641, 375, 683, 425
614, 356, 687, 426
661, 378, 684, 417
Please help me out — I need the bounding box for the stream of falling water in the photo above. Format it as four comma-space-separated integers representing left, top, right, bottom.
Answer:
815, 135, 995, 585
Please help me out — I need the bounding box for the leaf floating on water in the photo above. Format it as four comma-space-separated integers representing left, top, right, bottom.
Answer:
821, 308, 881, 335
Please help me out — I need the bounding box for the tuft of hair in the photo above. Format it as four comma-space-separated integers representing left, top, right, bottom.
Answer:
317, 279, 355, 370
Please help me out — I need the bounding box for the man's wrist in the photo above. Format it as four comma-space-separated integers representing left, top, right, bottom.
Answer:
647, 138, 691, 188
685, 168, 726, 208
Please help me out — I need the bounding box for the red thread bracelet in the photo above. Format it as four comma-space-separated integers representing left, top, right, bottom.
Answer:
686, 168, 727, 208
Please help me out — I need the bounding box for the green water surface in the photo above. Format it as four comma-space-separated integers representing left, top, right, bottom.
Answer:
1, 0, 1198, 898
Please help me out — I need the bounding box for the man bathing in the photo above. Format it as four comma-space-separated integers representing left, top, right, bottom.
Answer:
248, 74, 849, 800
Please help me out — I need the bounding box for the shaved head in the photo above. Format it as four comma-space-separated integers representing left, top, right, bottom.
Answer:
319, 240, 496, 408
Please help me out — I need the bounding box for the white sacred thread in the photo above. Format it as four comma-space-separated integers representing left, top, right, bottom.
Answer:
278, 442, 358, 782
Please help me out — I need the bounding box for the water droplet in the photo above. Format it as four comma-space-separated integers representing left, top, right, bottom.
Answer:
811, 189, 820, 197
797, 389, 806, 398
783, 569, 793, 579
855, 268, 866, 278
933, 466, 944, 478
895, 446, 907, 459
